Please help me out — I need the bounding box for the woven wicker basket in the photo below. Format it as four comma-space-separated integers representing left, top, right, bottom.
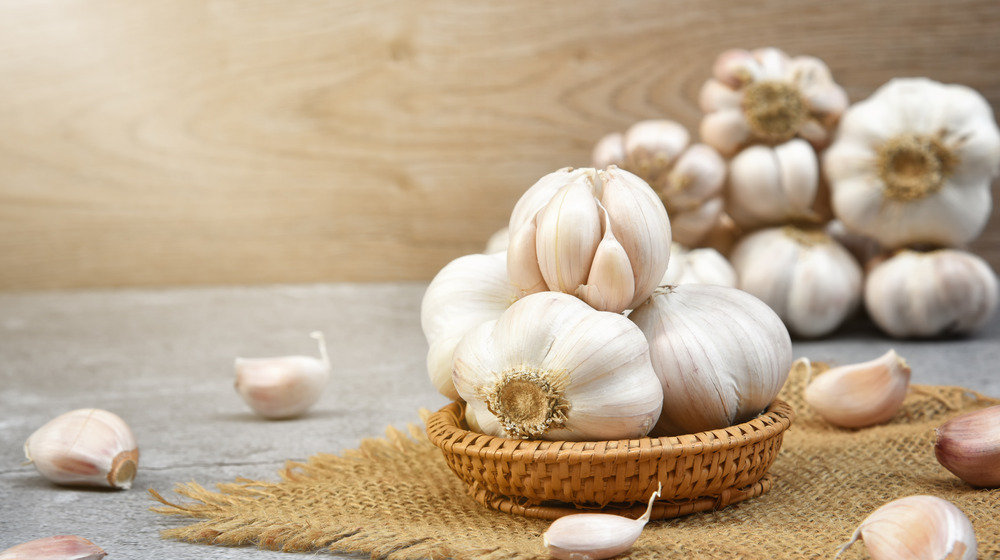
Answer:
426, 399, 794, 520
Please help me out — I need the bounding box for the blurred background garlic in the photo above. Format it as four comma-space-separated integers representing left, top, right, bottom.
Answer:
838, 495, 977, 560
698, 47, 848, 157
484, 227, 509, 254
802, 350, 911, 429
420, 251, 518, 399
452, 291, 663, 441
234, 332, 330, 419
824, 77, 1000, 250
730, 226, 862, 338
864, 248, 999, 338
506, 166, 672, 313
627, 284, 792, 436
24, 408, 139, 489
661, 242, 737, 287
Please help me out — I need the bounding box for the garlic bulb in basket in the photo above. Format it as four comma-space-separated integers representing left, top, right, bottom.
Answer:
452, 291, 663, 441
824, 77, 1000, 250
628, 284, 792, 436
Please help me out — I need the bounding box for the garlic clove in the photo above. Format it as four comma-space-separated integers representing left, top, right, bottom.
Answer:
699, 108, 751, 157
668, 196, 725, 249
661, 242, 737, 288
575, 206, 635, 314
591, 132, 626, 169
661, 143, 726, 212
711, 48, 760, 88
727, 140, 821, 230
506, 216, 548, 297
543, 483, 662, 560
24, 409, 139, 490
935, 404, 1000, 488
507, 167, 584, 234
534, 178, 603, 294
234, 332, 330, 419
0, 535, 107, 560
622, 119, 690, 186
698, 77, 743, 112
837, 495, 977, 560
803, 349, 911, 429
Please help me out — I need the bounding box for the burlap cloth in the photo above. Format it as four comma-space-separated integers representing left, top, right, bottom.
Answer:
151, 363, 1000, 558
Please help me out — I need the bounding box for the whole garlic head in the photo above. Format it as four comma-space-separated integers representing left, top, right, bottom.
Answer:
234, 332, 330, 419
699, 47, 848, 156
627, 284, 792, 436
661, 242, 737, 287
24, 409, 139, 489
730, 226, 862, 338
824, 77, 1000, 249
864, 248, 999, 338
452, 291, 663, 441
507, 167, 672, 313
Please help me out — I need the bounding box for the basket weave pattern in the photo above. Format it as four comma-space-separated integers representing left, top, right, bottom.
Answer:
426, 399, 794, 519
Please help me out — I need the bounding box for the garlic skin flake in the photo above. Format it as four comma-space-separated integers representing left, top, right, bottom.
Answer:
824, 77, 1000, 250
864, 249, 999, 338
452, 291, 663, 441
0, 535, 107, 560
24, 409, 139, 490
506, 167, 672, 313
730, 226, 862, 338
803, 350, 911, 429
234, 332, 330, 419
838, 495, 977, 560
627, 284, 792, 436
661, 242, 737, 287
543, 483, 662, 560
935, 404, 1000, 488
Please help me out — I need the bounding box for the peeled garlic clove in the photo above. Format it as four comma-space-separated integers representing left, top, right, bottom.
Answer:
837, 495, 977, 560
935, 405, 1000, 488
803, 349, 911, 429
543, 483, 662, 560
234, 332, 330, 419
24, 409, 139, 489
0, 535, 107, 560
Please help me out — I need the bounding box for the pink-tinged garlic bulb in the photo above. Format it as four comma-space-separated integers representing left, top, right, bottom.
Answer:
935, 405, 1000, 488
0, 535, 106, 560
824, 77, 1000, 250
234, 332, 331, 419
24, 409, 139, 489
699, 47, 848, 157
837, 495, 976, 560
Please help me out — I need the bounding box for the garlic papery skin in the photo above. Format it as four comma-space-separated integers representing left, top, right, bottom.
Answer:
452, 291, 663, 441
627, 284, 792, 436
0, 535, 107, 560
935, 405, 1000, 488
661, 242, 737, 287
824, 77, 1000, 250
837, 495, 976, 560
726, 139, 826, 230
802, 350, 911, 429
234, 332, 330, 419
543, 483, 662, 560
506, 166, 671, 312
24, 409, 139, 490
699, 47, 848, 156
421, 251, 519, 399
729, 226, 862, 338
864, 248, 999, 338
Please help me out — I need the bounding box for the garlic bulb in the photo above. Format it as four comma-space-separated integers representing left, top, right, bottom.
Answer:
935, 405, 1000, 488
234, 332, 330, 419
627, 284, 792, 436
726, 139, 828, 230
837, 495, 977, 560
507, 167, 671, 313
591, 131, 626, 169
484, 227, 509, 254
661, 242, 737, 287
421, 251, 519, 399
24, 409, 139, 489
824, 77, 1000, 249
864, 248, 999, 338
543, 483, 661, 560
699, 47, 848, 156
803, 350, 911, 429
452, 291, 663, 441
0, 535, 106, 560
730, 226, 862, 338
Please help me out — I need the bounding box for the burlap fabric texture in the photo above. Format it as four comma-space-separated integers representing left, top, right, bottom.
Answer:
152, 363, 1000, 559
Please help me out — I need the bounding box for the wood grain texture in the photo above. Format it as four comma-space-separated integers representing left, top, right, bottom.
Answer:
1, 0, 998, 290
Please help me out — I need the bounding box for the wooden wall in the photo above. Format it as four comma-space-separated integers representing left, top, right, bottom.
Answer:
1, 0, 998, 291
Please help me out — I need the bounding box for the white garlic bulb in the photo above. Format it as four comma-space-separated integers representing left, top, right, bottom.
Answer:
824, 77, 1000, 250
837, 495, 977, 560
24, 409, 139, 489
661, 242, 737, 287
420, 251, 519, 399
699, 47, 848, 156
543, 483, 661, 560
803, 350, 911, 429
726, 139, 827, 230
507, 167, 672, 313
234, 332, 330, 419
864, 248, 999, 338
627, 284, 792, 436
935, 404, 1000, 488
0, 535, 107, 560
483, 227, 509, 254
730, 226, 862, 338
452, 291, 663, 441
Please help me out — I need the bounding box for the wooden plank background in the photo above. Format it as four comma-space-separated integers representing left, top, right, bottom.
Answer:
1, 0, 998, 291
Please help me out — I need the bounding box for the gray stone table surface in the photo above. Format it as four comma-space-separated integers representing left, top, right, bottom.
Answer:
1, 282, 998, 559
